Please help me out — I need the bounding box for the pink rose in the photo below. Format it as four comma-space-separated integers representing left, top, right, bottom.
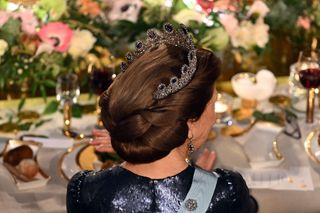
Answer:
197, 0, 215, 14
13, 10, 38, 35
219, 13, 239, 35
214, 0, 238, 12
37, 22, 73, 53
296, 16, 311, 30
247, 0, 269, 18
0, 11, 9, 27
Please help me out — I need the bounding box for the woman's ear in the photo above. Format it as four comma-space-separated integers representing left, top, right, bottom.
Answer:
187, 119, 195, 139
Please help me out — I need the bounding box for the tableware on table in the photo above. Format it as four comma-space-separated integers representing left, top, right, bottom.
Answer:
221, 120, 257, 137
59, 142, 86, 181
56, 73, 82, 138
234, 121, 284, 169
289, 62, 306, 99
0, 139, 50, 190
295, 50, 320, 123
231, 70, 277, 111
56, 73, 80, 105
269, 95, 291, 109
59, 141, 121, 181
89, 64, 115, 128
214, 92, 233, 125
231, 72, 256, 108
78, 144, 122, 170
21, 136, 73, 149
304, 128, 320, 165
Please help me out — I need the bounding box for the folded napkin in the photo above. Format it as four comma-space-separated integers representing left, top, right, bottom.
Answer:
237, 166, 314, 191
22, 136, 73, 149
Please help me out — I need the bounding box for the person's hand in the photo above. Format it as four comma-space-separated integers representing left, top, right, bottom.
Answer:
195, 148, 216, 171
90, 128, 115, 153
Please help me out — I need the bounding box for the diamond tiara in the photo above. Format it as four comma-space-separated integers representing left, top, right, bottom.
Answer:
120, 23, 197, 100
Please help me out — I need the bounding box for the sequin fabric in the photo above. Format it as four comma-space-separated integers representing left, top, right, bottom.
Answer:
66, 166, 258, 213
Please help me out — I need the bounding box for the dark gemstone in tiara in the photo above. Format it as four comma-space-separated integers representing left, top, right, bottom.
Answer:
164, 23, 173, 33
180, 24, 188, 35
181, 65, 188, 74
170, 76, 178, 84
147, 29, 157, 39
158, 83, 165, 91
126, 52, 134, 63
135, 41, 143, 50
120, 62, 128, 71
119, 23, 197, 99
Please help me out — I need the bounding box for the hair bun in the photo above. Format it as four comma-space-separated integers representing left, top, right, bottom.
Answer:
110, 113, 152, 143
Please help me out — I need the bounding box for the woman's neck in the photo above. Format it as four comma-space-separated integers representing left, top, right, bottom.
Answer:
121, 147, 188, 179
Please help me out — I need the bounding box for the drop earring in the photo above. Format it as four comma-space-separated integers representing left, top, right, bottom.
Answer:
185, 136, 195, 165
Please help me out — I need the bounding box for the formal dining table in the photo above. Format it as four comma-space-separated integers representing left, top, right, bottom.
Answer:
1, 81, 320, 213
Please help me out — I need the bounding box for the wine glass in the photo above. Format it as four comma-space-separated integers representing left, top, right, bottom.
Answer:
56, 73, 80, 105
89, 65, 115, 127
56, 73, 80, 136
296, 50, 320, 123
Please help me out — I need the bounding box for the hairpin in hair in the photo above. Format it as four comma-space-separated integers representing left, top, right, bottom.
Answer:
120, 23, 197, 100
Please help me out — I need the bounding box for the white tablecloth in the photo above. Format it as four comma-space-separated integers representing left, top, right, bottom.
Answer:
0, 100, 320, 213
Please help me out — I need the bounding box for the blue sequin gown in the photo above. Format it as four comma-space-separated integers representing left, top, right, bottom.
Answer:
67, 166, 258, 213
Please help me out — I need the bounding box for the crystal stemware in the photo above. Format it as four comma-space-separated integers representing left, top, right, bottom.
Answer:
56, 73, 80, 136
296, 50, 320, 123
89, 65, 115, 128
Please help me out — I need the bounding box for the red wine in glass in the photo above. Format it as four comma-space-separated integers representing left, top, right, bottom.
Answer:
298, 67, 320, 123
299, 68, 320, 89
90, 67, 114, 95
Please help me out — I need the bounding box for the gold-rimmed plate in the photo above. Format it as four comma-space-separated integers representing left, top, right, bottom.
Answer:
59, 141, 122, 181
59, 142, 87, 181
0, 139, 50, 190
304, 129, 320, 165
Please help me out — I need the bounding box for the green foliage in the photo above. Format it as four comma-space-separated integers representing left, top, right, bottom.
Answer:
0, 18, 20, 45
0, 0, 7, 9
253, 110, 282, 124
42, 100, 59, 115
1, 0, 320, 100
72, 104, 82, 118
18, 98, 26, 112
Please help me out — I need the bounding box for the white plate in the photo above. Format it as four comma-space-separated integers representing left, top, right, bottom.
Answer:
304, 129, 320, 165
1, 140, 50, 190
234, 122, 284, 169
59, 141, 88, 181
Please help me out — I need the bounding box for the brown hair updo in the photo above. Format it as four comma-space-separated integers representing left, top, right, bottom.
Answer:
100, 45, 220, 164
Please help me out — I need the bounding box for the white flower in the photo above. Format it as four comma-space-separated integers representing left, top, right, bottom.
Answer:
68, 30, 96, 58
231, 21, 255, 50
106, 0, 143, 23
173, 9, 204, 25
231, 19, 269, 50
247, 0, 269, 18
0, 39, 8, 57
252, 18, 269, 48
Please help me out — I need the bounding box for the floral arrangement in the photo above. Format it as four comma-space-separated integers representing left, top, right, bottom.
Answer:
0, 0, 319, 100
0, 0, 114, 99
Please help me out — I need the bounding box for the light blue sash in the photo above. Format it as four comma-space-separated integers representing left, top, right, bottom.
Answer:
178, 167, 218, 213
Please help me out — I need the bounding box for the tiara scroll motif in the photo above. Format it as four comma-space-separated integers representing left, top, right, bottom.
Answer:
120, 23, 197, 100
